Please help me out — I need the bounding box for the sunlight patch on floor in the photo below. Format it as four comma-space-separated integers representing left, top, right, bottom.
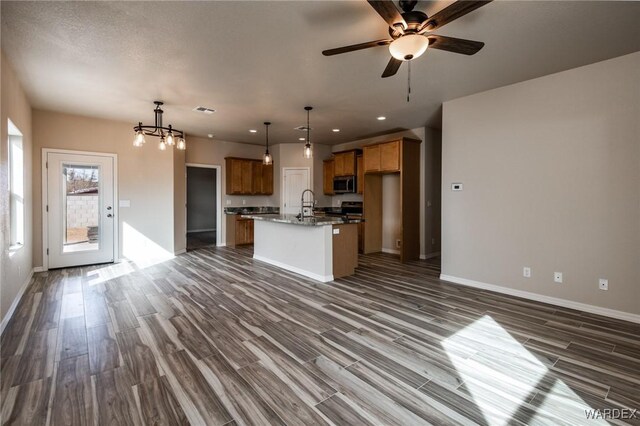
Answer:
123, 221, 174, 267
442, 315, 601, 425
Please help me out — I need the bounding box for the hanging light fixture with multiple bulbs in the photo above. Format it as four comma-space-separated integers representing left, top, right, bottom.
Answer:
262, 121, 272, 165
133, 101, 186, 151
303, 106, 313, 159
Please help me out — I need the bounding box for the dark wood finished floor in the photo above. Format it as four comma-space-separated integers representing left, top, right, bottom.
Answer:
2, 246, 639, 425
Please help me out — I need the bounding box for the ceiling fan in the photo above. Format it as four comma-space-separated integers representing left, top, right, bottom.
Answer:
322, 0, 492, 78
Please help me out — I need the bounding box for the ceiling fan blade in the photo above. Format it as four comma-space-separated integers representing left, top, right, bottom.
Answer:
381, 57, 402, 78
322, 39, 393, 56
421, 0, 492, 32
367, 1, 406, 33
427, 35, 484, 55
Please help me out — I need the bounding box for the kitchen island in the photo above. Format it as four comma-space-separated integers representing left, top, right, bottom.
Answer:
242, 214, 361, 282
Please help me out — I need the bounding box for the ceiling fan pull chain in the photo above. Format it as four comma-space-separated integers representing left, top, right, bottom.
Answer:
407, 60, 411, 102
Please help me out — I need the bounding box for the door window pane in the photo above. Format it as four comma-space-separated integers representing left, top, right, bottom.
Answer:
63, 164, 100, 253
8, 119, 24, 247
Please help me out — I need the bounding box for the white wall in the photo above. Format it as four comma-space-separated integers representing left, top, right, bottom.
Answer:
442, 52, 640, 316
382, 174, 401, 253
1, 51, 33, 325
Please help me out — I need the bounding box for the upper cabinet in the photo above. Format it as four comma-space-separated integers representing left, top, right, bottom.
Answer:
225, 157, 273, 195
363, 140, 401, 173
334, 151, 356, 176
323, 159, 335, 195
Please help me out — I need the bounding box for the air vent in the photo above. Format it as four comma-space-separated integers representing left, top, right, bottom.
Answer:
193, 106, 216, 114
294, 126, 312, 131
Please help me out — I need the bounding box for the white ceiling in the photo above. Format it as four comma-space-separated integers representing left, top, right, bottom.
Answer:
2, 1, 639, 145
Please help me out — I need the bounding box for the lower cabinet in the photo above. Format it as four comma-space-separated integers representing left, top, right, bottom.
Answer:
226, 215, 254, 246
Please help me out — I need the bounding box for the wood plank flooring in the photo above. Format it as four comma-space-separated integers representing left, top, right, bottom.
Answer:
2, 246, 639, 425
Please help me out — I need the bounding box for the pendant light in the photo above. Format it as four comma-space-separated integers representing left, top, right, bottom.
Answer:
133, 101, 186, 151
263, 122, 272, 165
303, 106, 313, 159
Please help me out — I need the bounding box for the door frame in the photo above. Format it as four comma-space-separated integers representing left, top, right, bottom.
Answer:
185, 163, 222, 247
41, 148, 119, 271
281, 167, 311, 213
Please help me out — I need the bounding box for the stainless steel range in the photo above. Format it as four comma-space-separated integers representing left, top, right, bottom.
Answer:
324, 201, 363, 220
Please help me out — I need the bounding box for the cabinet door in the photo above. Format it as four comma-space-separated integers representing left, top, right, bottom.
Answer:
323, 160, 335, 195
228, 159, 243, 194
247, 220, 254, 244
252, 162, 263, 194
380, 141, 400, 172
363, 145, 380, 173
356, 155, 364, 194
235, 219, 246, 244
261, 164, 273, 195
241, 160, 252, 194
333, 153, 344, 177
342, 151, 356, 176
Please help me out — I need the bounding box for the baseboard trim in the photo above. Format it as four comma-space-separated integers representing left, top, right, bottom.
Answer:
33, 266, 46, 272
187, 228, 216, 233
381, 248, 400, 255
420, 252, 441, 260
174, 249, 187, 255
440, 274, 640, 324
0, 268, 35, 335
253, 255, 334, 283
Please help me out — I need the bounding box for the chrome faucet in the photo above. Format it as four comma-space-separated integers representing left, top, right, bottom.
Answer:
300, 189, 315, 219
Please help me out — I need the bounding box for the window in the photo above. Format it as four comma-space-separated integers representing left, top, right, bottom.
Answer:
8, 119, 24, 248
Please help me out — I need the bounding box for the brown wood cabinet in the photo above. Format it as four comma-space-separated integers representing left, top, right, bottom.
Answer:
225, 157, 273, 195
323, 159, 335, 195
356, 155, 363, 194
333, 151, 356, 176
226, 215, 254, 246
363, 140, 400, 173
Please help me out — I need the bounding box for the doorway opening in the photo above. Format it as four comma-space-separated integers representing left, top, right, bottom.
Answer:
186, 164, 220, 250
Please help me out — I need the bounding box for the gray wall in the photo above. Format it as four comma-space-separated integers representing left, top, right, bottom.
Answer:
187, 167, 217, 232
442, 52, 640, 316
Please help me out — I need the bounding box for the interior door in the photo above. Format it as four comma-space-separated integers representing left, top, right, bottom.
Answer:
283, 168, 310, 214
47, 152, 115, 268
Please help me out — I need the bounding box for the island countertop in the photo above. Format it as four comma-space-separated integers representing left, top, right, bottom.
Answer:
241, 214, 363, 226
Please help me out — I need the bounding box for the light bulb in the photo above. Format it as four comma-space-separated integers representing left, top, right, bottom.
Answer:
177, 138, 186, 151
159, 140, 167, 151
389, 34, 429, 61
303, 143, 312, 159
166, 132, 175, 146
133, 130, 145, 147
263, 151, 272, 165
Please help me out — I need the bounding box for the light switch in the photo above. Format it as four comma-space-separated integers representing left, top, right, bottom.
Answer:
119, 200, 131, 207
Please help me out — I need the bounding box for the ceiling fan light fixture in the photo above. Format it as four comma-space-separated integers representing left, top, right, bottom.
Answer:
389, 34, 429, 61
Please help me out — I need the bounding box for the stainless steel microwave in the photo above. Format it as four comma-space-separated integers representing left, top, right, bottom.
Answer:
333, 176, 357, 193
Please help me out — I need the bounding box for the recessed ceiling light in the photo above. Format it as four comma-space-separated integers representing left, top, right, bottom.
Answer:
249, 129, 257, 133
377, 116, 386, 121
299, 137, 306, 141
207, 134, 214, 138
332, 129, 340, 132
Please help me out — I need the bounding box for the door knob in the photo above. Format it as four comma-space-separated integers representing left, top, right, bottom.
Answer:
107, 214, 113, 218
107, 206, 112, 210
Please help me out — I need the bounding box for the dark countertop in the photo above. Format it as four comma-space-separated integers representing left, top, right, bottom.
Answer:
224, 206, 279, 215
242, 214, 363, 226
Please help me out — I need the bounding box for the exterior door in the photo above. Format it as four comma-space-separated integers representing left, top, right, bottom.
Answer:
282, 168, 310, 214
46, 152, 115, 268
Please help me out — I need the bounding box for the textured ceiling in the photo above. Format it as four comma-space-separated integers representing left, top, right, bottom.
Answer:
2, 1, 639, 145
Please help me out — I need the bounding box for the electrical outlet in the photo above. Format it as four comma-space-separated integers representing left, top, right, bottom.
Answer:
242, 199, 246, 205
226, 199, 231, 205
554, 272, 563, 283
427, 200, 432, 207
599, 279, 608, 291
396, 239, 402, 248
523, 267, 531, 278
431, 238, 436, 245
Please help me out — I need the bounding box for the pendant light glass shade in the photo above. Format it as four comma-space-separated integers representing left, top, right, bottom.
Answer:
263, 122, 272, 165
133, 130, 145, 147
159, 136, 167, 151
389, 34, 429, 61
166, 131, 175, 146
176, 137, 186, 151
302, 106, 313, 159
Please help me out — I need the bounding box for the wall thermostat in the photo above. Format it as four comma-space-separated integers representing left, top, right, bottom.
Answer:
451, 183, 463, 191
